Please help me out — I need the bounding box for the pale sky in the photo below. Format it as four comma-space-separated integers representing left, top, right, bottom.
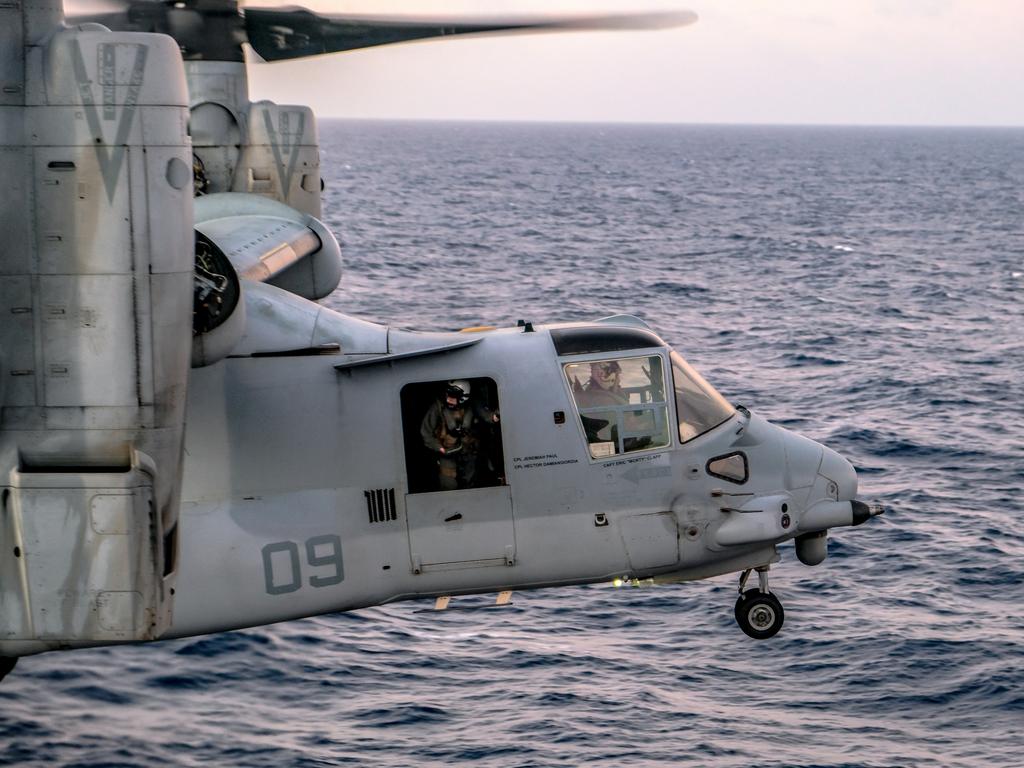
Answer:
246, 0, 1024, 127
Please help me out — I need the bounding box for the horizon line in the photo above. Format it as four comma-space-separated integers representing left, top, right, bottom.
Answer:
317, 116, 1024, 130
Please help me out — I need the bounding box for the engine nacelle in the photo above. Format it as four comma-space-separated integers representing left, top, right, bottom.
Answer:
189, 194, 342, 366
0, 18, 193, 654
194, 193, 341, 300
186, 62, 323, 218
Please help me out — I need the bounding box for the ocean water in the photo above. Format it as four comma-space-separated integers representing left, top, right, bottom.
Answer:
2, 122, 1023, 767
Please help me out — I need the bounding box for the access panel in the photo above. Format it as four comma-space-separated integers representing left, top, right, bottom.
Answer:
406, 486, 515, 574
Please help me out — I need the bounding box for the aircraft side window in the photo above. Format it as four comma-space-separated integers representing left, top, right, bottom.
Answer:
707, 452, 748, 484
564, 355, 671, 459
400, 377, 505, 494
670, 351, 735, 443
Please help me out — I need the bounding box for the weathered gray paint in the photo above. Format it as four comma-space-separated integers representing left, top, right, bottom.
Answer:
159, 310, 858, 641
1, 10, 193, 655
0, 0, 880, 662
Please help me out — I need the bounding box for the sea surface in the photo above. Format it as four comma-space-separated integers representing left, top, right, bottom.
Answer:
2, 122, 1023, 767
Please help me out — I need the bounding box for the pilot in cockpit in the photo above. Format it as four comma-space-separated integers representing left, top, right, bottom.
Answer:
576, 361, 628, 408
571, 359, 658, 453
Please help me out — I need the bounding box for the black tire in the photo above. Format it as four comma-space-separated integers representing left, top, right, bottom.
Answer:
734, 589, 785, 639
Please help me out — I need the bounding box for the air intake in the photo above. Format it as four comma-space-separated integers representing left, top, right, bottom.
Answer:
364, 489, 397, 523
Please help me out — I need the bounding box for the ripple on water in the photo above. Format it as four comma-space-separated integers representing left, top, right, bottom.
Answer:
2, 122, 1023, 768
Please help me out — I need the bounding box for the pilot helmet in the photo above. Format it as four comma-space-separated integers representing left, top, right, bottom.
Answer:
590, 361, 621, 389
445, 380, 471, 409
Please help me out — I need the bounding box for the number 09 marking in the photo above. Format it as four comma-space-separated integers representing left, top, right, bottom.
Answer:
262, 534, 344, 595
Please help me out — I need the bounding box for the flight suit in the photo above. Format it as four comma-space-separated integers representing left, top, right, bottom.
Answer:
420, 401, 481, 491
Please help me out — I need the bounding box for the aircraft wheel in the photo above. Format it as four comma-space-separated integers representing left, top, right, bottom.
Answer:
734, 589, 785, 640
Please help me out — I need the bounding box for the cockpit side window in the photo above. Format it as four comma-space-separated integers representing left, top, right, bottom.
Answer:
670, 351, 734, 443
564, 355, 671, 459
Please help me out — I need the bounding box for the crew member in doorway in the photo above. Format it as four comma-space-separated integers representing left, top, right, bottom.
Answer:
420, 380, 499, 491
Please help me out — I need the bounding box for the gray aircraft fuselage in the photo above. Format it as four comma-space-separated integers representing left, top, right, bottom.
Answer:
168, 298, 848, 639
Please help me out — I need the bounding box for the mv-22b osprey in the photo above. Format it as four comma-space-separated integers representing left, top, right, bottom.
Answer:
0, 0, 884, 682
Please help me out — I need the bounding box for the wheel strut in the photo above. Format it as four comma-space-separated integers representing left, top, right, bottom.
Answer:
738, 565, 772, 595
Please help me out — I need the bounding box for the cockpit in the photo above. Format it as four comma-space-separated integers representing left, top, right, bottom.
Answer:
553, 325, 735, 459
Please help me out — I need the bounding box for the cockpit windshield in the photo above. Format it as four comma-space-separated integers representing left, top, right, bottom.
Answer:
670, 351, 734, 442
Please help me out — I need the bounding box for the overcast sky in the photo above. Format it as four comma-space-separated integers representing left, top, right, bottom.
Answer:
246, 0, 1024, 127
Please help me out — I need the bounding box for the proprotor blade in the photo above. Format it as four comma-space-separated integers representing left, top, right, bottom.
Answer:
64, 0, 132, 14
244, 8, 698, 62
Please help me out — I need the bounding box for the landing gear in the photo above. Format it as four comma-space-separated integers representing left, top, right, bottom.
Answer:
734, 567, 785, 639
0, 657, 16, 683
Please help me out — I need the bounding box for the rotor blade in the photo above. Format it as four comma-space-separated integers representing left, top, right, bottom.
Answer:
65, 0, 165, 32
64, 0, 131, 16
244, 8, 698, 63
64, 8, 134, 29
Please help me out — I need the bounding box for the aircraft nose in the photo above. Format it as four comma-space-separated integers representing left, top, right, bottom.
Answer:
819, 445, 858, 501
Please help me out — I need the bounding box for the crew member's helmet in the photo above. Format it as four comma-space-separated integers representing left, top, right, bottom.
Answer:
590, 361, 621, 390
445, 380, 471, 408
